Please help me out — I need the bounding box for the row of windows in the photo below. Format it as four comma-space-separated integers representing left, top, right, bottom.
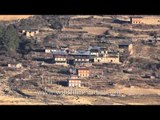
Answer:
100, 51, 107, 54
91, 53, 98, 55
96, 58, 118, 60
132, 21, 141, 24
75, 59, 89, 61
55, 58, 66, 60
69, 81, 81, 83
95, 59, 119, 63
55, 61, 67, 63
79, 73, 89, 77
78, 71, 89, 73
69, 84, 81, 87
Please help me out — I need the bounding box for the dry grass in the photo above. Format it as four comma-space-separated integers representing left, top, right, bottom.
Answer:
0, 15, 33, 21
70, 15, 91, 19
93, 15, 112, 19
0, 95, 45, 105
82, 27, 108, 35
62, 27, 83, 32
1, 85, 160, 105
66, 96, 93, 105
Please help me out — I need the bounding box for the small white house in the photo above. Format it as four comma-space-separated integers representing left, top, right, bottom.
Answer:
8, 63, 22, 69
45, 49, 52, 53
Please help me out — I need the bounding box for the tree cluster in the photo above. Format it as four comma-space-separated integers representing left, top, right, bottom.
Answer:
0, 25, 20, 54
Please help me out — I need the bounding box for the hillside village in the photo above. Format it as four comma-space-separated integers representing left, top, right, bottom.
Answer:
0, 15, 160, 105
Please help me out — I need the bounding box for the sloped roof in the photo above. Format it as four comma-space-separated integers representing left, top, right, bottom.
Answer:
52, 50, 67, 55
88, 46, 101, 51
71, 51, 90, 56
78, 67, 89, 70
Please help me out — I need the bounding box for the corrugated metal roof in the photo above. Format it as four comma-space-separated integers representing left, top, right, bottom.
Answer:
52, 50, 67, 55
71, 51, 90, 56
88, 46, 101, 51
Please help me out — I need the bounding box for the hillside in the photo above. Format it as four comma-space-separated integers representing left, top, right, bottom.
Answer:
0, 15, 160, 105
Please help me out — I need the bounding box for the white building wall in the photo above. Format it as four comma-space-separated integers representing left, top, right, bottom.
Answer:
94, 57, 120, 64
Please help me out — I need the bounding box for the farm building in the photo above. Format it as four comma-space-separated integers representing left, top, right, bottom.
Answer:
45, 48, 53, 53
94, 52, 120, 64
52, 50, 68, 66
130, 17, 143, 24
70, 51, 92, 66
77, 67, 90, 78
20, 29, 39, 37
118, 41, 133, 55
68, 75, 81, 87
99, 47, 108, 54
130, 16, 160, 25
8, 63, 22, 69
88, 46, 101, 57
